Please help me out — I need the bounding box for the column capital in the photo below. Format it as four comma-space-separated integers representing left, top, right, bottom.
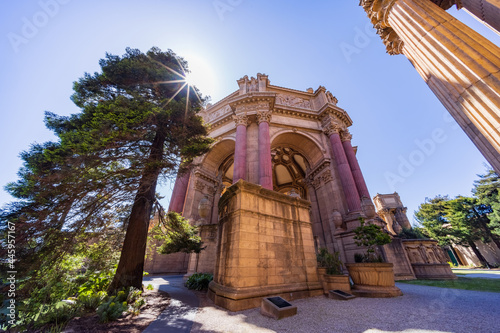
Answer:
257, 110, 272, 124
233, 114, 249, 127
359, 0, 404, 55
340, 130, 353, 142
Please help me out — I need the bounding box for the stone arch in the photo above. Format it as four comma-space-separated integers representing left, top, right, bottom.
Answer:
270, 131, 326, 199
200, 138, 235, 177
270, 131, 325, 167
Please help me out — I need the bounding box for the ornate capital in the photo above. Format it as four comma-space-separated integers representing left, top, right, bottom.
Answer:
257, 110, 272, 124
359, 0, 404, 55
321, 114, 345, 137
233, 114, 249, 127
340, 130, 352, 142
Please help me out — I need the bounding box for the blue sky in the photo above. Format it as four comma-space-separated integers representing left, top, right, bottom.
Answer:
1, 0, 499, 223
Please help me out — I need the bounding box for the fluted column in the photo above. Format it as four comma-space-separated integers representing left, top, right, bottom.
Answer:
341, 130, 371, 199
257, 111, 273, 190
168, 171, 190, 213
360, 0, 500, 173
232, 114, 249, 183
323, 120, 361, 212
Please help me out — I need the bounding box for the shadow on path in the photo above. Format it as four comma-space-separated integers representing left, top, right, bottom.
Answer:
143, 275, 199, 333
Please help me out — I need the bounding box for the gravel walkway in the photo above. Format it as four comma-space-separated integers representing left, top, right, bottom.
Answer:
190, 283, 499, 333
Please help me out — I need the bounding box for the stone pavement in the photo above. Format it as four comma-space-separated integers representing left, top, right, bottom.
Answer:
143, 275, 499, 333
142, 275, 199, 333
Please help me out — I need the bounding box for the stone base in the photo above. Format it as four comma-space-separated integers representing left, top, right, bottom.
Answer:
412, 263, 457, 280
208, 280, 323, 312
351, 285, 403, 298
260, 297, 297, 319
322, 274, 351, 294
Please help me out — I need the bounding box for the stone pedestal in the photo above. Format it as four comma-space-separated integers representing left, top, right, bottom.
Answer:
208, 180, 323, 311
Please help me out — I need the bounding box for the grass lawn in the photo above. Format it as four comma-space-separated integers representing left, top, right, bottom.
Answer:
398, 277, 500, 293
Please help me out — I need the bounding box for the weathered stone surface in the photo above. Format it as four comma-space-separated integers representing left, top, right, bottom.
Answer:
208, 180, 322, 311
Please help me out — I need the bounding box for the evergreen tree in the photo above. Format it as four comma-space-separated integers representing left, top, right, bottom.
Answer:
473, 169, 500, 247
415, 195, 491, 266
1, 47, 213, 292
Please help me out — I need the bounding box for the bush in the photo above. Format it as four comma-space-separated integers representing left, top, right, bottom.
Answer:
353, 218, 391, 263
185, 273, 213, 290
97, 298, 127, 323
77, 291, 108, 310
316, 248, 343, 275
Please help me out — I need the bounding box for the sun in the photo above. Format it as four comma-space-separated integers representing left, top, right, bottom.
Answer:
181, 53, 218, 99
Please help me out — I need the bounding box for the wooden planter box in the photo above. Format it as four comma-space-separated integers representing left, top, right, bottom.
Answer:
322, 274, 351, 294
345, 263, 402, 298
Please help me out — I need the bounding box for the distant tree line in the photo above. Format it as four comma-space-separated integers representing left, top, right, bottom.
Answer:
414, 169, 500, 267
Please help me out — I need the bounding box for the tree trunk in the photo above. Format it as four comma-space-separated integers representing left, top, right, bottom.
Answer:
108, 130, 166, 292
467, 240, 490, 268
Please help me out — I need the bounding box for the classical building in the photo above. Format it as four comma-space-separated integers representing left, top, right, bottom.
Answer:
144, 74, 454, 309
359, 0, 500, 173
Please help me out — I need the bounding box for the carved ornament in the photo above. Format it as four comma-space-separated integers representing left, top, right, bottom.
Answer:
257, 110, 273, 124
340, 130, 353, 142
276, 94, 312, 109
359, 0, 404, 55
233, 114, 249, 127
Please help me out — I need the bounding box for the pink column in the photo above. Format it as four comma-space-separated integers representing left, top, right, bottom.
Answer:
341, 133, 370, 199
168, 171, 190, 213
232, 115, 248, 184
327, 130, 361, 212
258, 112, 273, 190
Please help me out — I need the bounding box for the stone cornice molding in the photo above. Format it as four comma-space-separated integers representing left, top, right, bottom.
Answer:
306, 159, 331, 180
233, 114, 250, 127
257, 110, 273, 124
228, 92, 276, 114
321, 113, 347, 137
194, 168, 218, 185
319, 104, 353, 128
359, 0, 404, 55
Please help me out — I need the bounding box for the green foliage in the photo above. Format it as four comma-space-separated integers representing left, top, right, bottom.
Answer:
77, 291, 108, 310
397, 227, 428, 240
185, 273, 213, 290
316, 248, 344, 275
398, 277, 500, 293
353, 218, 391, 263
151, 210, 204, 254
473, 169, 500, 242
18, 301, 80, 330
145, 284, 154, 290
97, 299, 128, 323
95, 287, 146, 322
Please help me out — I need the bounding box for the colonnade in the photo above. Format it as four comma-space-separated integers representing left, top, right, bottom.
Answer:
360, 0, 500, 172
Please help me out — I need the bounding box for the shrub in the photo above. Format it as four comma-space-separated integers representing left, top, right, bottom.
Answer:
316, 248, 343, 275
353, 218, 391, 263
77, 291, 108, 310
97, 298, 127, 323
185, 273, 213, 290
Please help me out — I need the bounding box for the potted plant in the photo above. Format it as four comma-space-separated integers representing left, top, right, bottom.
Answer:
345, 218, 402, 297
316, 248, 350, 293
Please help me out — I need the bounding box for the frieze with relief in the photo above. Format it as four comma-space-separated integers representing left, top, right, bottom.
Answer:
276, 94, 311, 109
207, 105, 231, 122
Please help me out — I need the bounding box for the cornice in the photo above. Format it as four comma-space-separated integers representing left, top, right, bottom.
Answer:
228, 92, 276, 112
318, 104, 353, 128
